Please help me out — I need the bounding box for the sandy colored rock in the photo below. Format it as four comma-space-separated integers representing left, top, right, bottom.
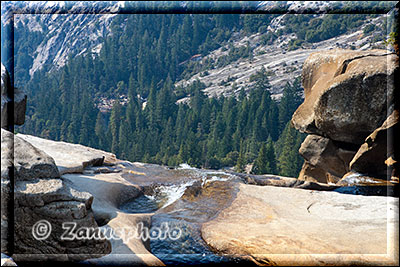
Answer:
202, 183, 399, 266
17, 133, 117, 174
235, 172, 338, 191
299, 134, 355, 179
9, 133, 164, 265
292, 49, 398, 144
298, 161, 329, 183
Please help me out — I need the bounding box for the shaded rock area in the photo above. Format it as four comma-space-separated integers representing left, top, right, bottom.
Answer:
299, 135, 355, 180
10, 130, 60, 181
1, 129, 111, 262
202, 183, 399, 266
350, 110, 399, 179
298, 161, 330, 183
1, 63, 27, 128
291, 49, 399, 186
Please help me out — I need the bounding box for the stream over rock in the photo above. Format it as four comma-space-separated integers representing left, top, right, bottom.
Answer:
121, 164, 252, 265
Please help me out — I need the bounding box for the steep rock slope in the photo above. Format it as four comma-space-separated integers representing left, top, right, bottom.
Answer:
1, 1, 123, 84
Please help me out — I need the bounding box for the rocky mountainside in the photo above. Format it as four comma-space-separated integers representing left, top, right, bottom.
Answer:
1, 1, 124, 84
175, 14, 388, 100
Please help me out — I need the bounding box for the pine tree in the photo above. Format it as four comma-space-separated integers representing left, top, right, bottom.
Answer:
252, 142, 268, 174
265, 137, 277, 174
277, 122, 304, 177
236, 141, 246, 173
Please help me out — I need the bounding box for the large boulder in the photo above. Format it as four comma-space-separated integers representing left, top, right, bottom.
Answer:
13, 178, 111, 260
10, 133, 163, 265
299, 134, 356, 179
1, 63, 27, 128
292, 49, 398, 184
292, 49, 398, 145
350, 110, 399, 179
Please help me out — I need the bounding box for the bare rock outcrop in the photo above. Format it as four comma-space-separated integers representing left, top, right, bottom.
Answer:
292, 49, 397, 144
17, 133, 117, 175
1, 63, 27, 128
1, 129, 111, 261
201, 183, 399, 266
292, 49, 399, 185
298, 161, 337, 184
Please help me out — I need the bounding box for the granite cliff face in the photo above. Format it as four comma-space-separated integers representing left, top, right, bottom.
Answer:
291, 49, 399, 185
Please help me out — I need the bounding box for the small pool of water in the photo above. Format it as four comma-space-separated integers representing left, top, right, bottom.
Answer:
119, 194, 160, 213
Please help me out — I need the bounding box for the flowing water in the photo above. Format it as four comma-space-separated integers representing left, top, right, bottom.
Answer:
121, 164, 252, 265
120, 163, 396, 265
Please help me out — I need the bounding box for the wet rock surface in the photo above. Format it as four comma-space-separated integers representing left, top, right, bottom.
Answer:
3, 133, 398, 265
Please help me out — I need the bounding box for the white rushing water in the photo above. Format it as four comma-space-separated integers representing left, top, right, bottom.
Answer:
146, 180, 196, 209
143, 165, 239, 210
177, 163, 197, 170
